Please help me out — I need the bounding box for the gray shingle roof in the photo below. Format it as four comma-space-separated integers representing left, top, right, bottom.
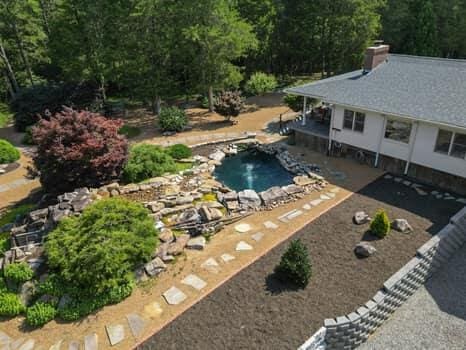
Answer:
284, 54, 466, 129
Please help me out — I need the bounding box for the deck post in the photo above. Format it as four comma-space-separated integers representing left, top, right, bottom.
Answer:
302, 97, 307, 126
404, 121, 419, 175
375, 115, 387, 167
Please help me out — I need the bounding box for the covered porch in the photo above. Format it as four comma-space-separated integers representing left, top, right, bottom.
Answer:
288, 96, 332, 140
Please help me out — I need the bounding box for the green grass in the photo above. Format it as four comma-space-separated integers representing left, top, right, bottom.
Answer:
119, 125, 142, 139
0, 204, 35, 227
0, 103, 13, 128
174, 161, 193, 173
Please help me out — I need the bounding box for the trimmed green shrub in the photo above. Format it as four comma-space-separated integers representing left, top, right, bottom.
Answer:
45, 198, 158, 297
119, 124, 141, 139
123, 144, 176, 183
4, 262, 34, 285
214, 90, 244, 121
167, 144, 192, 160
370, 210, 391, 238
26, 302, 57, 327
0, 293, 25, 317
274, 239, 312, 288
158, 107, 188, 132
245, 72, 277, 96
0, 139, 20, 164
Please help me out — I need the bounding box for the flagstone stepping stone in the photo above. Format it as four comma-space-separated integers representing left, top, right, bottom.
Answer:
11, 338, 26, 350
235, 223, 251, 233
414, 187, 428, 196
201, 257, 220, 273
287, 210, 303, 220
106, 325, 125, 346
236, 241, 253, 251
220, 253, 235, 262
49, 340, 63, 350
457, 198, 466, 204
330, 187, 340, 193
19, 339, 35, 350
445, 196, 455, 200
163, 286, 187, 305
68, 341, 80, 350
126, 313, 146, 338
0, 331, 11, 347
310, 199, 323, 206
278, 209, 297, 222
263, 221, 278, 229
143, 302, 163, 319
182, 274, 207, 291
251, 232, 264, 242
84, 334, 97, 350
384, 174, 393, 180
402, 180, 411, 186
431, 190, 439, 195
325, 192, 336, 198
436, 195, 443, 199
320, 194, 330, 200
303, 204, 311, 210
394, 177, 402, 183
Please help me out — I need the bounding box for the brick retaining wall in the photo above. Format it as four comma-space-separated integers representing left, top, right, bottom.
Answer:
299, 206, 466, 350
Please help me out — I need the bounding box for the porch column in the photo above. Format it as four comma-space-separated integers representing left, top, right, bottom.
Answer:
375, 115, 387, 167
328, 105, 334, 152
404, 122, 419, 175
302, 96, 307, 126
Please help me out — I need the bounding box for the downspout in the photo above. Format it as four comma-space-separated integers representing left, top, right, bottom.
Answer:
302, 97, 307, 126
375, 115, 387, 167
404, 122, 419, 175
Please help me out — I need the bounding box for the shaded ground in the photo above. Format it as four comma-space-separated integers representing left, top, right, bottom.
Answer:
139, 177, 462, 350
359, 244, 466, 350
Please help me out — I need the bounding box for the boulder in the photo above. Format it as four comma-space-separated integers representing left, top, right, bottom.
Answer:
144, 257, 166, 277
199, 206, 224, 222
176, 196, 194, 206
186, 236, 206, 250
134, 267, 148, 283
238, 190, 262, 209
28, 208, 49, 222
147, 201, 165, 213
392, 219, 413, 233
208, 150, 226, 162
259, 186, 288, 206
167, 234, 190, 256
177, 208, 201, 224
282, 184, 304, 195
353, 211, 371, 225
222, 191, 238, 202
159, 228, 174, 243
354, 242, 377, 258
226, 201, 239, 211
19, 281, 36, 306
293, 175, 315, 187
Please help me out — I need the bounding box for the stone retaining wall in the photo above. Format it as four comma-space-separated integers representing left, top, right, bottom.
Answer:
299, 206, 466, 350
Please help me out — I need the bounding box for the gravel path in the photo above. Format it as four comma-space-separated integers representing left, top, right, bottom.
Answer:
359, 244, 466, 350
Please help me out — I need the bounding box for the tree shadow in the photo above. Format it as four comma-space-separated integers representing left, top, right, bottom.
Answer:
361, 230, 382, 242
265, 272, 302, 295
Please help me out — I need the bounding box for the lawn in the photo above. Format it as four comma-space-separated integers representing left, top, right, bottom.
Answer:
141, 176, 463, 350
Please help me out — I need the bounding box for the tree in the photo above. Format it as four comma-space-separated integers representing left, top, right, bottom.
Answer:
274, 239, 312, 288
370, 209, 391, 238
244, 72, 277, 96
32, 108, 128, 193
214, 90, 244, 122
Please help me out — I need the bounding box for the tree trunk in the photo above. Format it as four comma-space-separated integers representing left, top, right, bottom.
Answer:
0, 42, 19, 96
38, 0, 51, 36
208, 86, 214, 112
152, 95, 162, 115
12, 22, 34, 86
99, 74, 107, 102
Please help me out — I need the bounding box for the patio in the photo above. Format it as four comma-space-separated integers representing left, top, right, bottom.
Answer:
289, 115, 330, 139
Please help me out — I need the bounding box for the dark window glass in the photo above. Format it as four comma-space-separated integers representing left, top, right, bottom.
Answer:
384, 119, 412, 143
450, 133, 466, 159
354, 112, 365, 132
434, 129, 453, 155
343, 110, 354, 130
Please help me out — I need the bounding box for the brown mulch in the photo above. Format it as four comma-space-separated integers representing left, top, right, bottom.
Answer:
139, 177, 463, 350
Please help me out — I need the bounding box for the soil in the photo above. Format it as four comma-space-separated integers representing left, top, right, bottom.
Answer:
139, 177, 463, 350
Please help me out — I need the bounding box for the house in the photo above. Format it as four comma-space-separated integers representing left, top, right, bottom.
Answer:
284, 45, 466, 195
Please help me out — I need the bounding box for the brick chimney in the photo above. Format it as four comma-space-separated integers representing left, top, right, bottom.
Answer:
363, 45, 390, 72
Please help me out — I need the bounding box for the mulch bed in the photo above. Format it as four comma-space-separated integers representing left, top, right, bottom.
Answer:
0, 162, 20, 176
139, 177, 463, 350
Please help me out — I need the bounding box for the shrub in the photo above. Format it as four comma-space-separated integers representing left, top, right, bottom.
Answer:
21, 126, 36, 145
283, 94, 303, 112
0, 204, 35, 227
10, 82, 98, 131
214, 91, 244, 121
0, 139, 20, 164
45, 198, 158, 297
4, 262, 34, 285
245, 72, 277, 96
0, 293, 25, 317
274, 239, 312, 288
167, 144, 192, 160
32, 108, 128, 193
158, 107, 188, 132
370, 210, 391, 238
123, 144, 176, 183
26, 302, 57, 327
118, 124, 141, 139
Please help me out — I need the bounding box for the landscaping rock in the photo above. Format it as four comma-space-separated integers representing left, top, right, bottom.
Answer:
159, 228, 174, 243
282, 184, 304, 195
106, 325, 125, 346
163, 286, 187, 305
354, 242, 377, 258
222, 191, 238, 202
263, 221, 278, 229
392, 219, 413, 233
238, 189, 261, 209
134, 267, 148, 283
19, 281, 36, 306
236, 241, 253, 251
235, 223, 251, 233
201, 257, 220, 273
208, 150, 226, 162
186, 236, 206, 250
181, 274, 207, 291
220, 253, 235, 263
199, 206, 224, 222
126, 313, 146, 338
146, 201, 164, 213
353, 211, 371, 225
177, 208, 200, 224
293, 175, 315, 186
259, 187, 288, 206
167, 234, 190, 255
84, 334, 98, 350
144, 257, 166, 277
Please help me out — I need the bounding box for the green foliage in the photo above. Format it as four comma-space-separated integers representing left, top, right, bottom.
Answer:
283, 94, 304, 112
0, 277, 7, 293
214, 90, 244, 120
244, 72, 277, 95
0, 204, 35, 227
22, 126, 36, 145
0, 139, 20, 164
0, 232, 11, 255
26, 302, 57, 327
123, 144, 176, 183
167, 144, 192, 160
370, 210, 391, 238
158, 107, 188, 132
201, 193, 217, 202
274, 239, 312, 288
119, 124, 141, 139
4, 262, 34, 285
45, 198, 158, 296
0, 293, 25, 317
0, 103, 13, 128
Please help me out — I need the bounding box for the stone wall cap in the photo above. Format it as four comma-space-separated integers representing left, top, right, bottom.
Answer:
324, 318, 337, 327
384, 257, 421, 292
336, 316, 350, 325
347, 312, 360, 322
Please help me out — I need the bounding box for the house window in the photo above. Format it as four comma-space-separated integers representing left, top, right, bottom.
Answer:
343, 109, 365, 132
434, 129, 466, 159
384, 118, 412, 143
434, 130, 453, 154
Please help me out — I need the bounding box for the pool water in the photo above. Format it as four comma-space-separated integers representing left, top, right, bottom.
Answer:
213, 150, 294, 192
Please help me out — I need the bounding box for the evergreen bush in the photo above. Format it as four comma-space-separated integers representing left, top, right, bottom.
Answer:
0, 293, 25, 317
167, 144, 192, 160
158, 107, 188, 132
370, 209, 391, 238
3, 262, 34, 285
26, 302, 57, 327
0, 139, 20, 164
274, 239, 312, 288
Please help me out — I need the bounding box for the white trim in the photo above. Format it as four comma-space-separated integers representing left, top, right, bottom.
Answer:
302, 97, 307, 126
375, 115, 387, 167
405, 122, 419, 174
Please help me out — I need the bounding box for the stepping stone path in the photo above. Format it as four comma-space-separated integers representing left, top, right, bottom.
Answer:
69, 341, 80, 350
458, 198, 466, 204
394, 177, 402, 183
126, 313, 146, 338
106, 325, 125, 346
384, 174, 393, 179
402, 180, 411, 186
235, 223, 251, 233
236, 241, 253, 251
143, 302, 163, 319
49, 340, 63, 350
19, 339, 35, 350
163, 286, 187, 305
84, 334, 98, 350
330, 187, 341, 193
325, 192, 336, 198
278, 209, 303, 222
0, 331, 11, 347
303, 204, 311, 210
263, 221, 278, 229
320, 194, 330, 200
310, 199, 323, 206
220, 253, 235, 263
181, 274, 207, 291
201, 257, 220, 273
251, 232, 264, 242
